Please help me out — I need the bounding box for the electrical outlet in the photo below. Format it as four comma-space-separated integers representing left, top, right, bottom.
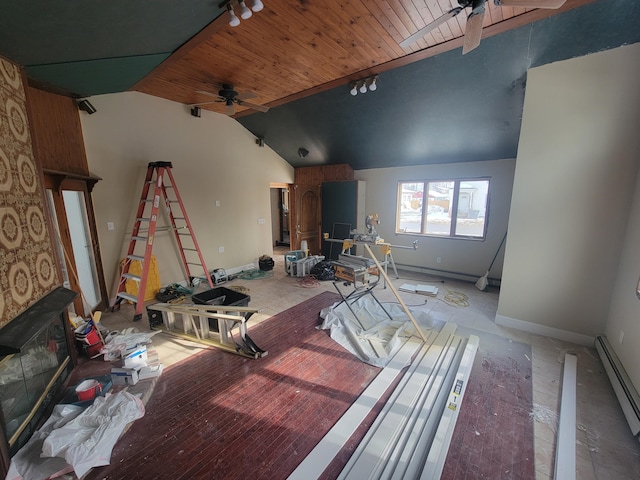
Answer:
619, 330, 625, 344
215, 200, 221, 207
107, 221, 115, 231
218, 246, 224, 253
258, 218, 265, 224
436, 256, 442, 264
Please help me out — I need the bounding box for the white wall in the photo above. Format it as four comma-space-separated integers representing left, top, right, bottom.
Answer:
497, 43, 640, 344
354, 159, 515, 279
80, 92, 293, 296
605, 165, 640, 391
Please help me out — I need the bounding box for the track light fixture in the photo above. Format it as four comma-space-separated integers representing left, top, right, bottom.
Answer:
239, 1, 252, 19
348, 75, 379, 97
226, 3, 240, 26
222, 0, 264, 27
368, 75, 378, 91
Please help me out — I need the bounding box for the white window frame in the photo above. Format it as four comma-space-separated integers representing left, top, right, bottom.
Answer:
395, 178, 490, 240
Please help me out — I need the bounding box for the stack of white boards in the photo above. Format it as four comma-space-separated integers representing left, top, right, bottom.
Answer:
399, 283, 439, 296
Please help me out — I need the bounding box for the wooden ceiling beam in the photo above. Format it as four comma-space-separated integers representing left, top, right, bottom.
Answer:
234, 0, 597, 118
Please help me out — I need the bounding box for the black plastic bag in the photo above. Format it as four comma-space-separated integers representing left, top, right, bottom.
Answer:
310, 261, 335, 281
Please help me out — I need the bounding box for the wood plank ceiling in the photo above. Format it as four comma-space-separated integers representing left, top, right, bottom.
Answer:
134, 0, 593, 116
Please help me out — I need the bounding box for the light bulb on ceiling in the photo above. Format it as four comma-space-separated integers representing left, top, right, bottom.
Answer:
252, 0, 264, 12
227, 4, 241, 27
239, 0, 253, 19
359, 81, 368, 94
369, 76, 378, 92
350, 84, 358, 96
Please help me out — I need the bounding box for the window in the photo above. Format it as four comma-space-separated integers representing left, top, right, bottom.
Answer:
396, 178, 489, 239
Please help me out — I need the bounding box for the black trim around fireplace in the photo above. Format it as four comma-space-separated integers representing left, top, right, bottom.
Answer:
0, 286, 77, 474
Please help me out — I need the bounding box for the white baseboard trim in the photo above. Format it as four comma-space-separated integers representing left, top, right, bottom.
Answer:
495, 314, 595, 346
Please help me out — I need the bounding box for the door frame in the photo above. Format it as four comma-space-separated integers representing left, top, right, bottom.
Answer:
44, 171, 109, 315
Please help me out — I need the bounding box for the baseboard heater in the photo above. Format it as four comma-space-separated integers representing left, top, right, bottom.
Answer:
595, 336, 640, 438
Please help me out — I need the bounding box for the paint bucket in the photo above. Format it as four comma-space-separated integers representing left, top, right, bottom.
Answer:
75, 379, 102, 401
75, 323, 100, 345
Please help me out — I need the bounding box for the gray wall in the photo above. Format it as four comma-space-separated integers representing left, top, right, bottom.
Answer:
355, 159, 515, 280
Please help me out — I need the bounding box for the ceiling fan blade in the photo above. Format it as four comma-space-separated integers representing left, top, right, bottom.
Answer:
399, 7, 463, 48
236, 91, 258, 101
226, 103, 235, 115
188, 100, 222, 107
496, 0, 566, 8
196, 90, 224, 99
462, 7, 485, 54
236, 100, 270, 113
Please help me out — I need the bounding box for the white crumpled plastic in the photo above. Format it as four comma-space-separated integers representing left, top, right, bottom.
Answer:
6, 404, 84, 480
40, 391, 145, 478
319, 296, 433, 367
7, 392, 145, 480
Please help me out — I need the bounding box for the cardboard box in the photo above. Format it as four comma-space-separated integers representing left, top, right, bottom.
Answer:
123, 345, 148, 369
138, 364, 163, 380
111, 367, 140, 386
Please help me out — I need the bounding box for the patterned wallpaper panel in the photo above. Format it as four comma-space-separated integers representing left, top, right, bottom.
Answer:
0, 57, 59, 328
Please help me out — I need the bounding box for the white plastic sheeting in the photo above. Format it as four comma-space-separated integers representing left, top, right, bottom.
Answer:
319, 296, 433, 367
7, 391, 145, 480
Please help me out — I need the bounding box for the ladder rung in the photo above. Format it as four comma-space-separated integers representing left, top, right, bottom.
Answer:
136, 217, 150, 222
177, 232, 192, 235
132, 236, 147, 241
127, 254, 145, 262
117, 292, 139, 303
173, 217, 185, 220
183, 248, 197, 252
123, 273, 141, 281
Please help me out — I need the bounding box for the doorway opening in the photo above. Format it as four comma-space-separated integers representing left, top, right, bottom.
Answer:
270, 184, 290, 248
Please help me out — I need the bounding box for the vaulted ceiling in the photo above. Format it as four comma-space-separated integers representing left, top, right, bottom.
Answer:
0, 0, 638, 169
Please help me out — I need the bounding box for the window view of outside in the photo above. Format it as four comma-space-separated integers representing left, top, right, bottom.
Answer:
397, 179, 489, 239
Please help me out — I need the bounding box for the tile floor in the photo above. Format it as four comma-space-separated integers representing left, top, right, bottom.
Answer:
99, 249, 640, 479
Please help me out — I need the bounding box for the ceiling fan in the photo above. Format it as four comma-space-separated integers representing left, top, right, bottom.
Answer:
191, 83, 270, 115
399, 0, 567, 54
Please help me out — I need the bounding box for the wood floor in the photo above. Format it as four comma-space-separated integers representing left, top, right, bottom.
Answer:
68, 289, 535, 480
84, 291, 388, 479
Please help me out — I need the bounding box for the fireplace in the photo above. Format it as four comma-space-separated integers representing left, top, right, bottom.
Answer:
0, 286, 77, 470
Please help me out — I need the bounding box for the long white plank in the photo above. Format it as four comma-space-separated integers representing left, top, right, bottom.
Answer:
338, 323, 459, 480
420, 335, 480, 480
388, 336, 466, 480
554, 353, 577, 480
287, 335, 425, 480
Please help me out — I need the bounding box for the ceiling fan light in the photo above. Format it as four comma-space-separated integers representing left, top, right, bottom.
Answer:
251, 0, 264, 12
368, 76, 378, 92
359, 82, 368, 94
350, 84, 358, 96
227, 5, 241, 27
239, 1, 253, 19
